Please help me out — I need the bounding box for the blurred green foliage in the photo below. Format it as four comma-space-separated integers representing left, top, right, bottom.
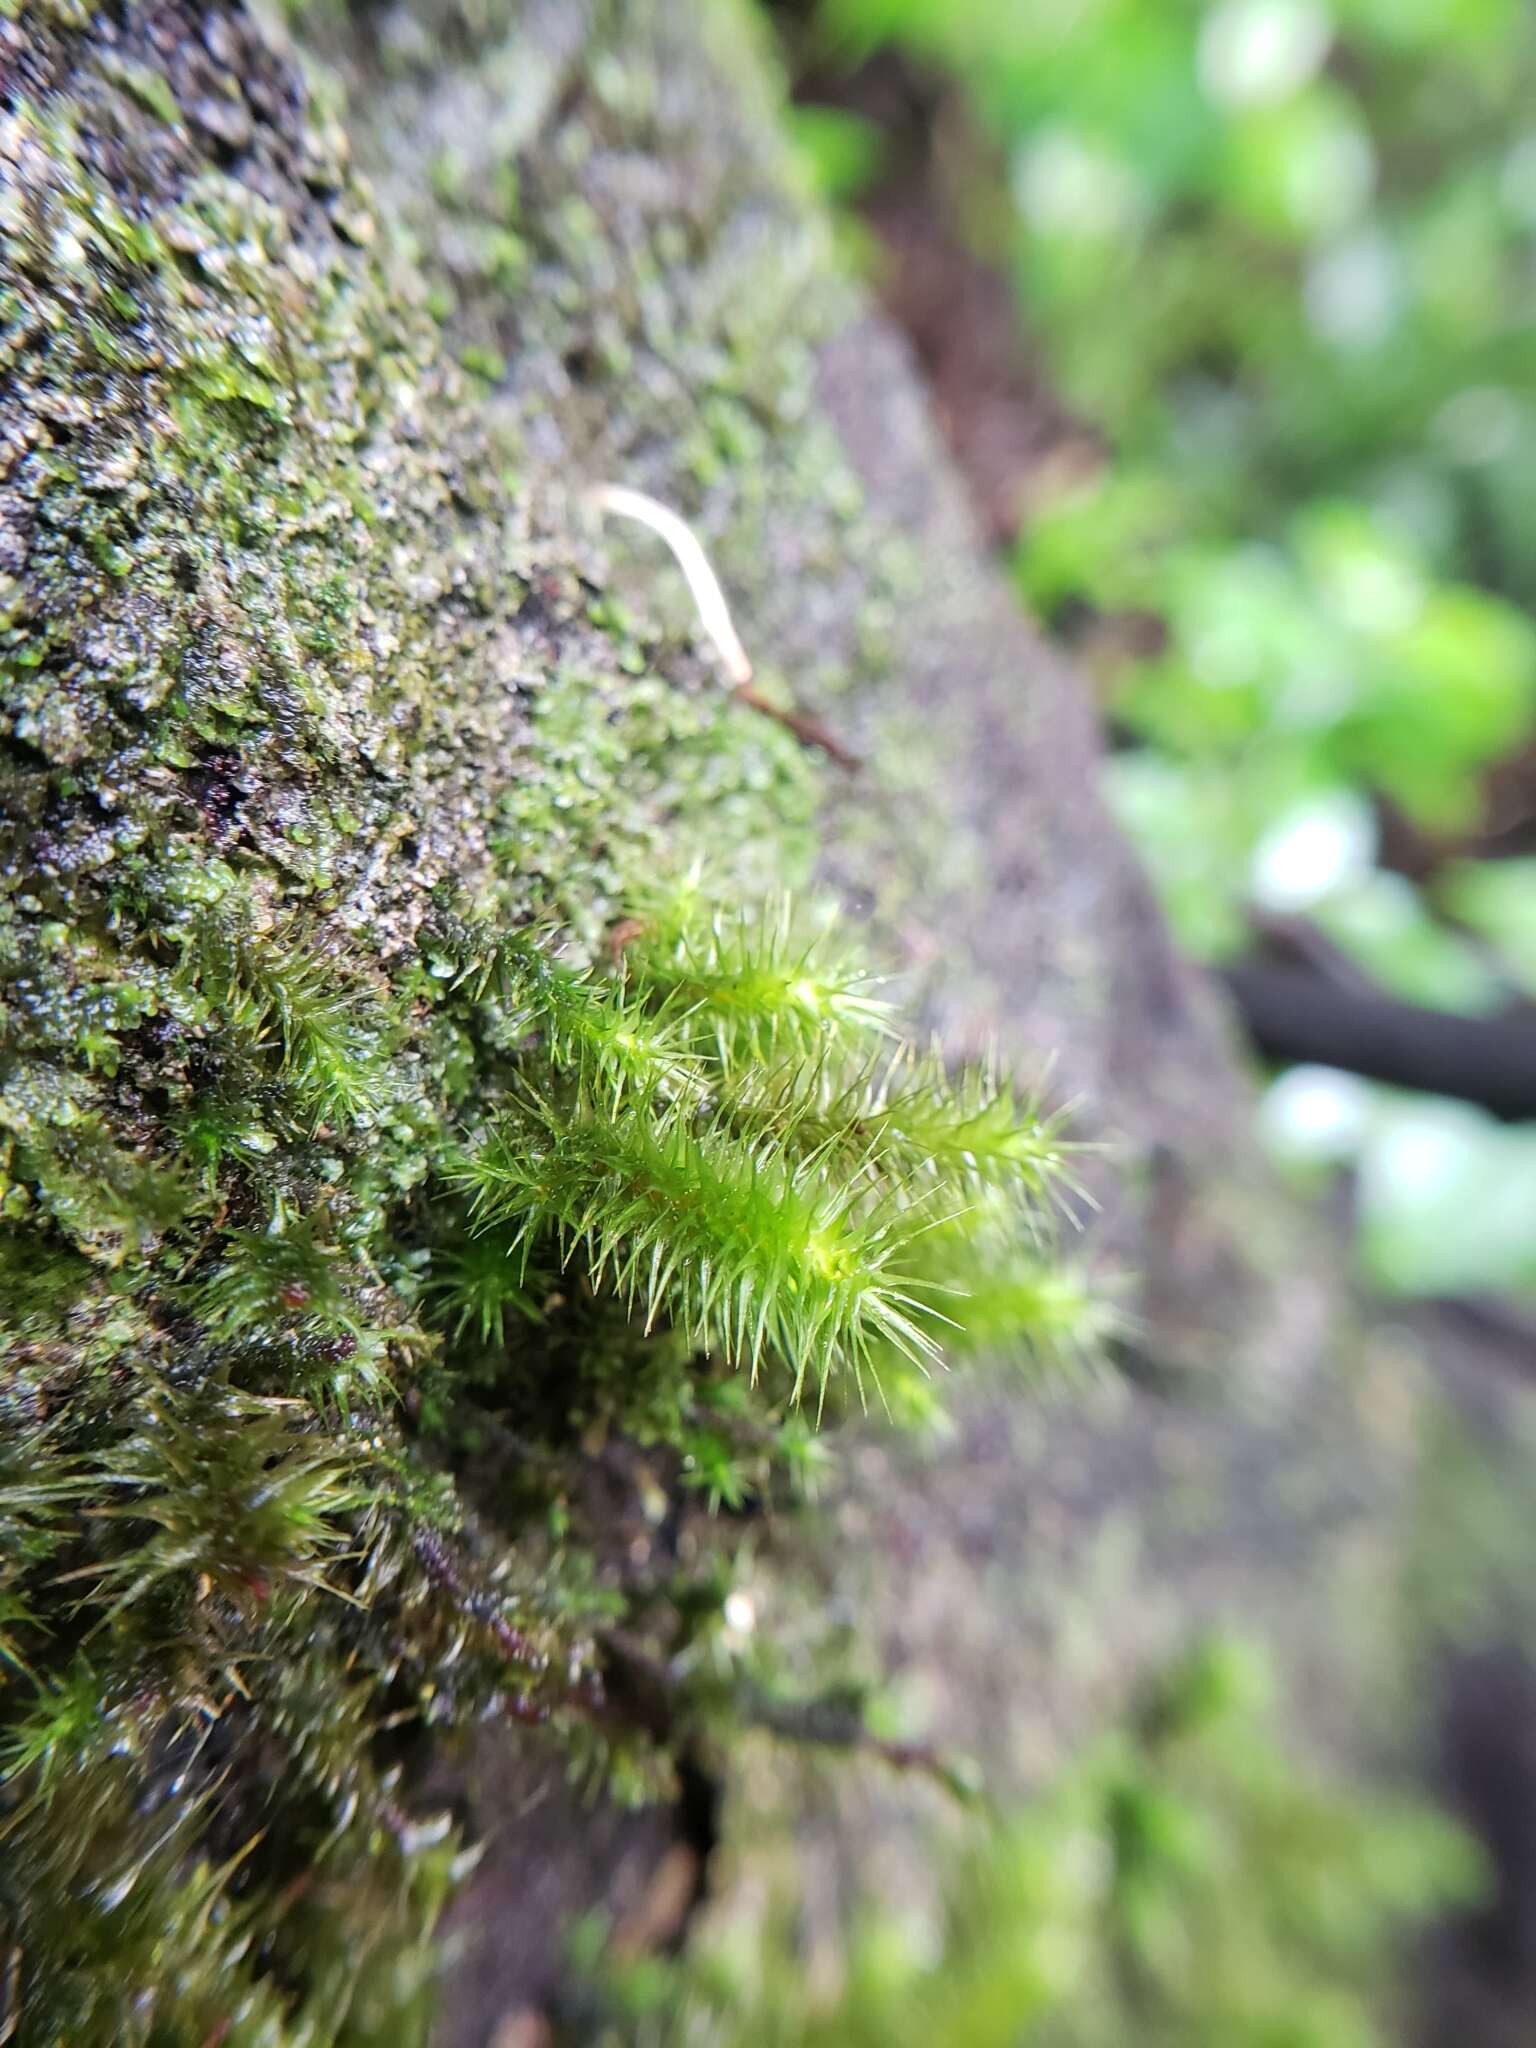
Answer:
800, 0, 1536, 1292
592, 1636, 1482, 2047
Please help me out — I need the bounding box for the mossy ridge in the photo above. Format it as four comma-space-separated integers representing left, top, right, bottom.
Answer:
0, 3, 812, 2036
0, 6, 1098, 2038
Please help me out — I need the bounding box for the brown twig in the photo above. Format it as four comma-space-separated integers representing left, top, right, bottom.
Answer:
733, 682, 862, 771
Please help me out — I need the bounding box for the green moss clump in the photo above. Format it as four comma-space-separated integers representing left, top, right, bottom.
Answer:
0, 11, 1095, 2035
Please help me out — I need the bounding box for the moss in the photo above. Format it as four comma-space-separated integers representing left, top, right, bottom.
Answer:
0, 4, 1100, 2035
0, 0, 788, 2030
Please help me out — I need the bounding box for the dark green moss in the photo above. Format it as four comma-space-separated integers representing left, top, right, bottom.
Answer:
0, 4, 835, 2035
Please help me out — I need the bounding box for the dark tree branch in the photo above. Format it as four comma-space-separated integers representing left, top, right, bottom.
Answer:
1222, 961, 1536, 1122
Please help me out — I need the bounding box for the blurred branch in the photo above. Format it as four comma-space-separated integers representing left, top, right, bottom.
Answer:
1221, 960, 1536, 1123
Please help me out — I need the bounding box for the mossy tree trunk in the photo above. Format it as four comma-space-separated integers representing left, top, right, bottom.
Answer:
3, 3, 1534, 2043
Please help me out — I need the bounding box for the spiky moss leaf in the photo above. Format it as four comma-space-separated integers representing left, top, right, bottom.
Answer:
839, 1053, 1079, 1198
623, 894, 892, 1065
426, 917, 699, 1104
439, 911, 1096, 1400
0, 1736, 468, 2048
718, 1049, 1078, 1200
170, 907, 399, 1135
0, 1384, 383, 1761
458, 1088, 947, 1400
196, 1219, 361, 1340
891, 1185, 1118, 1369
416, 1221, 544, 1349
67, 1387, 376, 1625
